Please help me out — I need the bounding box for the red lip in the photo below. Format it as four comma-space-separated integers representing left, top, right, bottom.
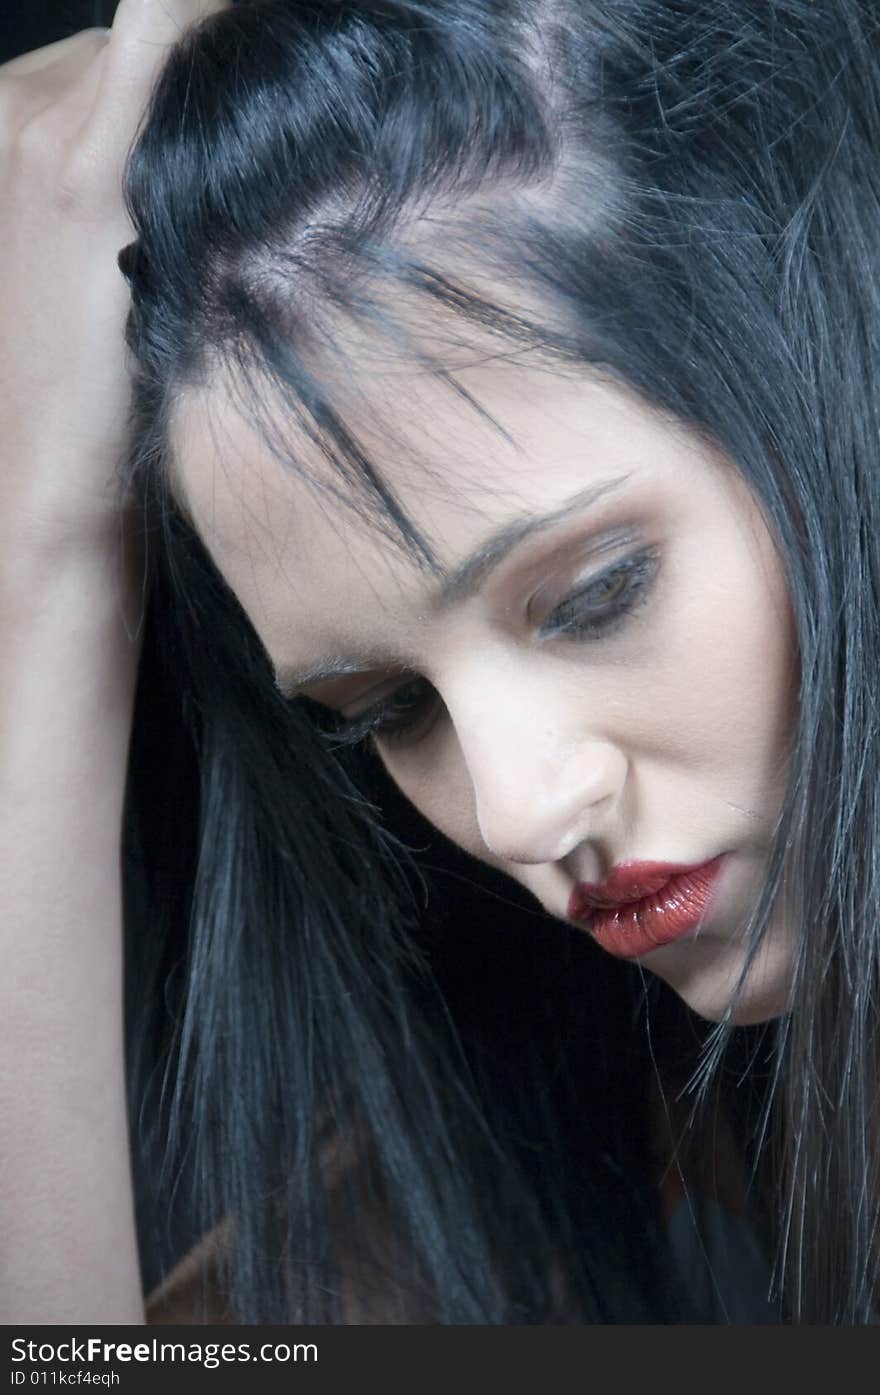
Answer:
567, 856, 727, 959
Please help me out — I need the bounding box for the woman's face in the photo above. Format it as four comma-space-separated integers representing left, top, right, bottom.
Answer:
172, 352, 799, 1025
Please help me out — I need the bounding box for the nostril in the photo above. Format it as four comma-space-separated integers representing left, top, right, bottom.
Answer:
476, 799, 602, 868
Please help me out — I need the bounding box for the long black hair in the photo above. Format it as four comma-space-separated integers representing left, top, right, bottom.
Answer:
116, 0, 880, 1322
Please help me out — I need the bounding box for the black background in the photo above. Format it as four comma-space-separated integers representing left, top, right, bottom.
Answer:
2, 2, 118, 62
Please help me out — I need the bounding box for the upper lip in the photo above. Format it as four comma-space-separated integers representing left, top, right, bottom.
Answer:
569, 859, 712, 911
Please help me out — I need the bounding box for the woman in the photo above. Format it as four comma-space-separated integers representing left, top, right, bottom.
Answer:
2, 0, 877, 1323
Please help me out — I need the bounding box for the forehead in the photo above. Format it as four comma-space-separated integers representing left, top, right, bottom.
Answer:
168, 355, 702, 657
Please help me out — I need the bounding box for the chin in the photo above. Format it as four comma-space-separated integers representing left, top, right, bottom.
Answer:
675, 978, 790, 1025
644, 933, 794, 1025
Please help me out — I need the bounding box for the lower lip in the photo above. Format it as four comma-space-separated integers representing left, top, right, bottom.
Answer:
569, 856, 727, 959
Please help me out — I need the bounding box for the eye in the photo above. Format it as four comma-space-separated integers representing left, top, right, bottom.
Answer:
308, 547, 660, 752
538, 547, 660, 642
316, 675, 442, 751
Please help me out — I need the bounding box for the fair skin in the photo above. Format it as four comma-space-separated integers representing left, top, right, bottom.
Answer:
172, 331, 800, 1028
4, 0, 795, 1326
0, 0, 228, 1322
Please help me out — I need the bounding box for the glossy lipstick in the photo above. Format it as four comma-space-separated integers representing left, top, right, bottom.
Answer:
567, 856, 726, 959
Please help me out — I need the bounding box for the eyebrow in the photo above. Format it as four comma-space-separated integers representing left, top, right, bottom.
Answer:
272, 473, 633, 700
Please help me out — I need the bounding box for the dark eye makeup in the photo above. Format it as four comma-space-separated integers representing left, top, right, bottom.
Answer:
312, 545, 661, 751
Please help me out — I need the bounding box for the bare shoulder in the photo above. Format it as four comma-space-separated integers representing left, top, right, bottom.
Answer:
144, 1217, 235, 1325
143, 1214, 424, 1324
143, 1133, 423, 1324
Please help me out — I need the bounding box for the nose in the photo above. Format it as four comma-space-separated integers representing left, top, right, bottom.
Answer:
447, 679, 629, 866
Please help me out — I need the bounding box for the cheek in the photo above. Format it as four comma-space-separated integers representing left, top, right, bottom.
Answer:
636, 522, 798, 784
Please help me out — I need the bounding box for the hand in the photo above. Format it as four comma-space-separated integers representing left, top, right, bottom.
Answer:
0, 0, 228, 571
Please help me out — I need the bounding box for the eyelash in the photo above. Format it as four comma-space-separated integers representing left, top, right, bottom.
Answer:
318, 546, 660, 751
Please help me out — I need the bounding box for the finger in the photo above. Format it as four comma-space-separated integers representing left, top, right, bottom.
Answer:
87, 0, 231, 163
109, 0, 231, 47
0, 31, 112, 155
0, 29, 109, 84
105, 0, 231, 103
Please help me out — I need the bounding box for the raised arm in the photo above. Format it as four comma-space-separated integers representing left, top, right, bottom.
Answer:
0, 0, 226, 1324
